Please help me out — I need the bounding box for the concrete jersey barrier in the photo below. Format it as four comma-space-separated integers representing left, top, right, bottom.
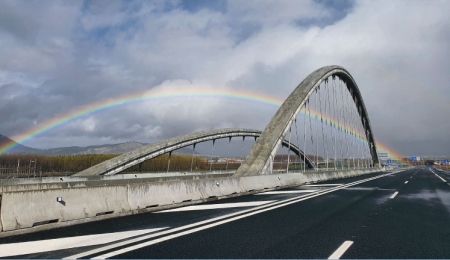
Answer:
0, 168, 382, 235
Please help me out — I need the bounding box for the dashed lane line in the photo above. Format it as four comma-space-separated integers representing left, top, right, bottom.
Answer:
390, 191, 399, 199
328, 241, 354, 259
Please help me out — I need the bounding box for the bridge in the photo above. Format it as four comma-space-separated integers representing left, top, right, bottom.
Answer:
0, 66, 449, 258
73, 128, 316, 176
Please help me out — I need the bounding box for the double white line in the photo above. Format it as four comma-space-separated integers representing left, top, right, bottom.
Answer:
65, 171, 401, 259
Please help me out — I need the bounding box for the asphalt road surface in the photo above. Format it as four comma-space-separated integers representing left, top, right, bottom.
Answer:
1, 166, 449, 259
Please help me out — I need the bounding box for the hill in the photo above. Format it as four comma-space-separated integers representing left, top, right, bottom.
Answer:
0, 134, 196, 156
0, 134, 41, 154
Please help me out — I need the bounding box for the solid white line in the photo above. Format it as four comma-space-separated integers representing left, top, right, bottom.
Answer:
404, 181, 408, 184
66, 171, 404, 259
304, 184, 344, 187
430, 169, 447, 183
328, 240, 354, 259
91, 172, 401, 259
155, 201, 275, 212
254, 190, 316, 195
65, 192, 320, 259
0, 228, 166, 258
95, 187, 351, 259
436, 175, 447, 182
390, 191, 399, 199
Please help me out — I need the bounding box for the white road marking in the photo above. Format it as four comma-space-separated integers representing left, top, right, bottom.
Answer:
155, 201, 275, 213
328, 240, 354, 259
429, 169, 447, 183
404, 181, 408, 184
435, 175, 447, 182
390, 191, 399, 199
254, 190, 316, 195
65, 195, 316, 259
88, 172, 403, 259
304, 184, 344, 187
343, 187, 393, 191
0, 228, 166, 258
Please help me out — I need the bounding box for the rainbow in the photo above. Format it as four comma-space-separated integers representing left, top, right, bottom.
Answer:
0, 86, 404, 161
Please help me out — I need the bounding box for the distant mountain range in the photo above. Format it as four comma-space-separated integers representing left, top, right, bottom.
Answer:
0, 134, 197, 156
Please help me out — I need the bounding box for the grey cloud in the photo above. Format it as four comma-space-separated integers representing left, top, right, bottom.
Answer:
0, 0, 449, 158
0, 1, 39, 43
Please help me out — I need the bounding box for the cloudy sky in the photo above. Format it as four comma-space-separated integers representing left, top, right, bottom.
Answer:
1, 0, 449, 157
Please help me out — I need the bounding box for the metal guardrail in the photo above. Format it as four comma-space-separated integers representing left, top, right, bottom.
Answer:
0, 166, 38, 178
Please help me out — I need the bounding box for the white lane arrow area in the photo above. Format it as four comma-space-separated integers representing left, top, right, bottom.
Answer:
0, 227, 166, 258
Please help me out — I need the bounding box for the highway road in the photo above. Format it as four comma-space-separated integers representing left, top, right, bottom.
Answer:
1, 167, 449, 259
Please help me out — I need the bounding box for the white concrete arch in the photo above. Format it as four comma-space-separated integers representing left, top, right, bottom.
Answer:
74, 128, 315, 176
233, 65, 380, 177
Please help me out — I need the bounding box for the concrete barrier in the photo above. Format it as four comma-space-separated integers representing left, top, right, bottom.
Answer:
126, 177, 245, 210
0, 168, 383, 236
0, 186, 129, 231
127, 168, 378, 211
0, 195, 2, 232
0, 171, 232, 186
0, 172, 233, 193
